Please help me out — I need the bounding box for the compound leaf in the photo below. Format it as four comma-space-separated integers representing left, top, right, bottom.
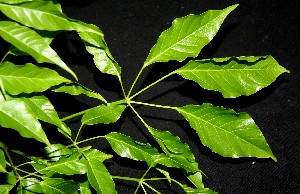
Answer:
79, 32, 121, 77
0, 0, 103, 36
40, 178, 79, 194
84, 149, 116, 194
144, 4, 238, 67
176, 103, 277, 161
0, 149, 6, 172
0, 21, 76, 79
106, 132, 159, 165
0, 99, 49, 145
82, 103, 126, 125
175, 56, 289, 98
53, 82, 107, 103
0, 62, 70, 95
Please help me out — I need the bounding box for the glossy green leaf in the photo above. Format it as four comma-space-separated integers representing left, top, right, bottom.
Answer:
0, 185, 13, 194
82, 103, 126, 125
0, 172, 17, 194
44, 153, 87, 175
79, 32, 121, 77
53, 82, 107, 103
0, 99, 50, 145
44, 144, 74, 161
0, 0, 103, 36
144, 4, 238, 67
176, 56, 289, 98
0, 149, 6, 172
0, 62, 70, 95
0, 21, 76, 79
106, 132, 159, 165
21, 178, 43, 193
20, 94, 71, 136
183, 184, 217, 194
176, 103, 277, 161
84, 149, 116, 194
149, 127, 195, 162
40, 178, 79, 194
0, 0, 32, 4
79, 181, 92, 194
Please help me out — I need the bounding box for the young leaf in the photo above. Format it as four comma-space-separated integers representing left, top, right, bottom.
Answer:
175, 56, 289, 98
0, 62, 70, 95
0, 99, 50, 145
52, 82, 107, 103
0, 0, 103, 36
40, 178, 79, 194
44, 153, 87, 175
176, 103, 277, 161
79, 32, 121, 77
0, 21, 76, 79
106, 132, 160, 165
81, 103, 126, 125
0, 149, 6, 172
0, 185, 13, 194
19, 94, 71, 136
44, 144, 74, 161
144, 4, 238, 67
84, 149, 116, 194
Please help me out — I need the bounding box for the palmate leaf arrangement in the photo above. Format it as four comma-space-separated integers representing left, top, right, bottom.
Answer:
0, 0, 289, 193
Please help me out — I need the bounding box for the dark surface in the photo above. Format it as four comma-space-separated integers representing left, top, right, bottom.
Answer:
1, 0, 300, 193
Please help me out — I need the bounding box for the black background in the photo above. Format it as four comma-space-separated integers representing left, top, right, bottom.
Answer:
1, 0, 300, 193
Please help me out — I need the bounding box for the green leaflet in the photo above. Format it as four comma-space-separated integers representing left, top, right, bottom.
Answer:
0, 0, 32, 4
175, 56, 289, 98
43, 153, 87, 175
176, 103, 277, 161
106, 132, 160, 165
0, 21, 76, 79
40, 178, 79, 194
21, 178, 43, 194
0, 62, 70, 95
0, 0, 103, 36
84, 149, 116, 194
144, 4, 238, 67
0, 99, 50, 145
44, 144, 74, 161
53, 82, 107, 103
79, 181, 92, 194
81, 103, 126, 125
0, 149, 6, 172
20, 94, 71, 136
0, 185, 13, 194
79, 32, 121, 77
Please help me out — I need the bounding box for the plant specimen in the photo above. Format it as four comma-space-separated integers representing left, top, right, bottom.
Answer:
0, 1, 289, 193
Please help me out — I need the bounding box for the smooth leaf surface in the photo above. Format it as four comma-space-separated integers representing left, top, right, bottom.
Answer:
21, 178, 43, 193
20, 94, 71, 136
176, 103, 277, 161
0, 185, 13, 194
40, 178, 79, 194
176, 56, 289, 98
0, 149, 6, 172
144, 4, 238, 67
84, 149, 116, 194
53, 82, 107, 103
0, 99, 49, 145
44, 144, 74, 161
44, 153, 87, 175
0, 0, 31, 4
82, 103, 126, 125
0, 0, 103, 36
79, 32, 121, 77
106, 132, 160, 165
79, 181, 92, 194
0, 62, 70, 95
0, 21, 76, 79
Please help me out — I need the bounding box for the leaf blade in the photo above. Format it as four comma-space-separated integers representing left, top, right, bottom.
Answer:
0, 149, 6, 172
176, 56, 289, 98
40, 178, 79, 194
176, 103, 277, 161
144, 4, 238, 67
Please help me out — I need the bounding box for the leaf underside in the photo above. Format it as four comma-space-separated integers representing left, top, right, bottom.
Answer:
177, 103, 277, 161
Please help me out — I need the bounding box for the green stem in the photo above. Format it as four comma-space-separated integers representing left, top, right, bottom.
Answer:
60, 108, 92, 122
0, 50, 10, 64
127, 103, 150, 129
74, 125, 83, 143
129, 71, 175, 100
130, 101, 176, 110
143, 182, 161, 194
75, 135, 105, 146
3, 148, 20, 178
127, 66, 146, 98
112, 175, 140, 182
134, 162, 155, 194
